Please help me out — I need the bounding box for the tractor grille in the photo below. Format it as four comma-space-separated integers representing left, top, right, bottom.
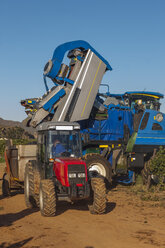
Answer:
68, 164, 86, 184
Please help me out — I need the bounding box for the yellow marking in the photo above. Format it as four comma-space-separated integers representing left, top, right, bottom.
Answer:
81, 60, 102, 117
112, 144, 114, 148
99, 145, 108, 148
154, 116, 156, 120
28, 100, 32, 103
29, 109, 37, 112
118, 144, 121, 147
131, 93, 159, 99
131, 158, 134, 162
13, 177, 19, 181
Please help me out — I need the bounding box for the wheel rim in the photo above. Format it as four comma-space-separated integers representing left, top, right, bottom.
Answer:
88, 162, 106, 178
39, 186, 43, 211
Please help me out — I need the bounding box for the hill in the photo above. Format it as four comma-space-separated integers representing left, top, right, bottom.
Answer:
0, 117, 35, 139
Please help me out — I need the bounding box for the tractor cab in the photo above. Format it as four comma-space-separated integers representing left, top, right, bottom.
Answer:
124, 91, 164, 112
37, 122, 82, 159
36, 122, 83, 179
101, 90, 164, 112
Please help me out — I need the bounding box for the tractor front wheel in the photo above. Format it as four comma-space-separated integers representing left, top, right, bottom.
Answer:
39, 179, 56, 217
89, 177, 106, 214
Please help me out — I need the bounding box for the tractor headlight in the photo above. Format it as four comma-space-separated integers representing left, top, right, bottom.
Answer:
78, 173, 86, 178
155, 113, 163, 122
68, 173, 76, 178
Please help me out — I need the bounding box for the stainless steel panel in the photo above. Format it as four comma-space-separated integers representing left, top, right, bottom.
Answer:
17, 144, 37, 181
58, 49, 92, 121
57, 49, 106, 122
30, 108, 50, 127
70, 53, 106, 121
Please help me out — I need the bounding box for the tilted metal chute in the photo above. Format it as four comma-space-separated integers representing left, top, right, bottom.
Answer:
21, 40, 112, 127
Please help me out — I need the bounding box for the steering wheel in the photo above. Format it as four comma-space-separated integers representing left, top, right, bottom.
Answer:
61, 151, 71, 157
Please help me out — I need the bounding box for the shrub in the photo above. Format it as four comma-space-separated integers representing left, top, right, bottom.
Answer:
0, 140, 6, 162
149, 146, 165, 188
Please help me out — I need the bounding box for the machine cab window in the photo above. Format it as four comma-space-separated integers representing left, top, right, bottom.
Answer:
47, 130, 82, 159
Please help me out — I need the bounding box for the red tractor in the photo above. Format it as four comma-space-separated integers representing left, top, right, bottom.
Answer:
24, 122, 106, 216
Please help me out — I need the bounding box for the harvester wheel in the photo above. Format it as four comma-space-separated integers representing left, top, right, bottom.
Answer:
39, 179, 56, 217
89, 177, 106, 214
24, 162, 40, 208
2, 173, 10, 197
85, 154, 112, 183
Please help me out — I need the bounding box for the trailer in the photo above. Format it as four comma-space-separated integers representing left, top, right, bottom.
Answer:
2, 140, 37, 196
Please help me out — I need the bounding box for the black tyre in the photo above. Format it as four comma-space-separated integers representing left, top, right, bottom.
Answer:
24, 161, 40, 208
2, 173, 10, 197
39, 179, 56, 217
89, 177, 106, 214
85, 154, 112, 183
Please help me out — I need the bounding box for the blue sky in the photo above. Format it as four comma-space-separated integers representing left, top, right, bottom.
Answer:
0, 0, 165, 121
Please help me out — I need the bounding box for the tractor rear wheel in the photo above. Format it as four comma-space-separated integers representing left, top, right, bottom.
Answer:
39, 179, 56, 217
24, 162, 40, 208
2, 173, 10, 197
89, 177, 106, 214
85, 154, 112, 183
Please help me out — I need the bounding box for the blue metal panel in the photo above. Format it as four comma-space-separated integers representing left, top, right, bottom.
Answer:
45, 40, 112, 80
116, 170, 135, 184
80, 108, 133, 141
135, 110, 165, 145
135, 136, 165, 145
55, 77, 74, 85
27, 100, 36, 105
43, 89, 65, 112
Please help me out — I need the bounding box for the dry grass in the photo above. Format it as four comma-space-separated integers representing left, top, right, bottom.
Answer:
128, 174, 165, 207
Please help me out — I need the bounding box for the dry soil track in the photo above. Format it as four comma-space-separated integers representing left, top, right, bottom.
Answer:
0, 163, 165, 248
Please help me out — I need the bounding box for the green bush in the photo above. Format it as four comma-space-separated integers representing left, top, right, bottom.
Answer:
149, 146, 165, 188
0, 140, 6, 162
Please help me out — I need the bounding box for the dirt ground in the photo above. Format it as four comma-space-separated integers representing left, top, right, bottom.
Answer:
0, 163, 165, 248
